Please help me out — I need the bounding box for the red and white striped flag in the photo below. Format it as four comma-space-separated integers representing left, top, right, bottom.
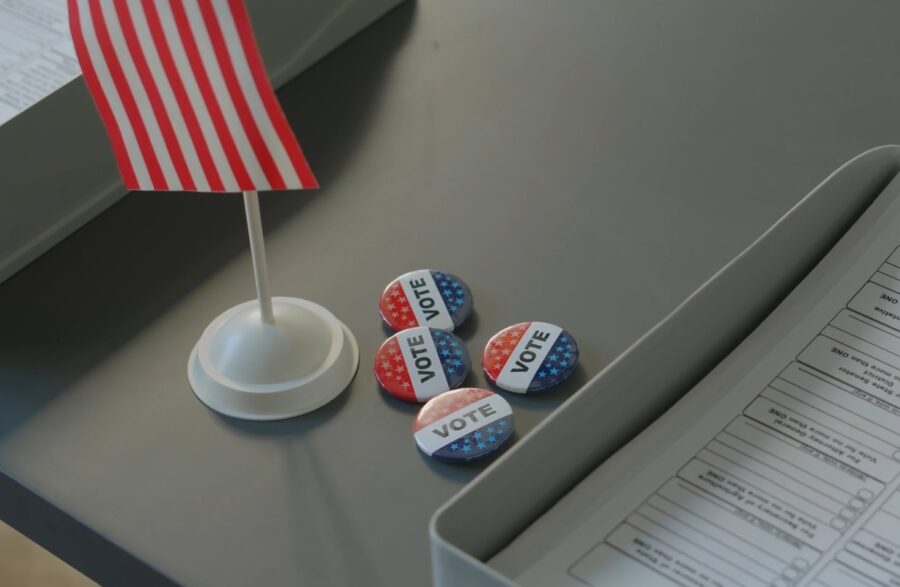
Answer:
68, 0, 318, 192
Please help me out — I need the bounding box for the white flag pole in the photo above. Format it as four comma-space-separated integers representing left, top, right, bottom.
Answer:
243, 190, 275, 324
189, 186, 359, 418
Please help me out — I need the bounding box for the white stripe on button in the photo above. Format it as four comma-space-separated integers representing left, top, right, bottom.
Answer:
399, 270, 454, 331
497, 322, 563, 393
397, 327, 449, 401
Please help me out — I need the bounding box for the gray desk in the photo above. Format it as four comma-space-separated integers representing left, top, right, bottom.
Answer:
2, 1, 899, 585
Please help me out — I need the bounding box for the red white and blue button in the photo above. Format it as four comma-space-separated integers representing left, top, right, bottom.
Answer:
413, 388, 513, 462
374, 327, 470, 402
379, 270, 473, 332
482, 322, 579, 393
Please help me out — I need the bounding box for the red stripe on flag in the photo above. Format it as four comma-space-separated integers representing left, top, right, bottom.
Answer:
140, 0, 224, 192
114, 0, 195, 191
227, 0, 318, 189
89, 0, 168, 190
68, 0, 138, 189
170, 0, 253, 190
198, 0, 285, 190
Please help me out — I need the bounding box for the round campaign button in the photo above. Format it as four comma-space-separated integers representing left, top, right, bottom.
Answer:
379, 270, 473, 332
413, 388, 513, 462
374, 327, 470, 402
482, 322, 579, 393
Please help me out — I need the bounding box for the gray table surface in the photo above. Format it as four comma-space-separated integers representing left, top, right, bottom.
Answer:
2, 1, 900, 585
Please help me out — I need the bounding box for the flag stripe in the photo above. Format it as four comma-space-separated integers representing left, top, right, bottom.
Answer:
102, 0, 180, 190
155, 0, 239, 191
69, 0, 138, 187
114, 0, 195, 191
76, 0, 151, 187
69, 0, 318, 192
128, 1, 208, 191
228, 0, 317, 188
199, 0, 285, 189
168, 0, 253, 190
211, 1, 301, 188
180, 0, 269, 190
140, 0, 224, 191
88, 0, 167, 190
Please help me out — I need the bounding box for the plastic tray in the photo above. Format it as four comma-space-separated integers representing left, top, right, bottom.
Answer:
430, 145, 900, 587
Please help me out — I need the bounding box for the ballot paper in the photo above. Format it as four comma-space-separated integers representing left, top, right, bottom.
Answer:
0, 0, 78, 125
495, 175, 900, 587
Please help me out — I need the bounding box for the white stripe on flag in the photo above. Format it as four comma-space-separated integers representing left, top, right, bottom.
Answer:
77, 0, 151, 188
211, 0, 302, 189
128, 1, 209, 191
99, 1, 180, 190
181, 1, 270, 190
154, 0, 239, 191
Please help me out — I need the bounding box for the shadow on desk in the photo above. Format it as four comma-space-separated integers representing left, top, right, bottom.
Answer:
0, 3, 416, 585
0, 0, 416, 435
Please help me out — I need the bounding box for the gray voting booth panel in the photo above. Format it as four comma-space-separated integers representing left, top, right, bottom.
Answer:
430, 145, 900, 587
0, 0, 404, 285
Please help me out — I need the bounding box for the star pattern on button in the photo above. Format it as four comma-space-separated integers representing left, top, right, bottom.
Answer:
530, 333, 579, 391
431, 329, 468, 381
481, 323, 530, 381
433, 416, 512, 461
381, 281, 418, 330
373, 336, 415, 401
431, 271, 471, 324
413, 388, 514, 463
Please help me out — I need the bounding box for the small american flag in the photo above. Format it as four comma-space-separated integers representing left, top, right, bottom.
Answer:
68, 0, 318, 192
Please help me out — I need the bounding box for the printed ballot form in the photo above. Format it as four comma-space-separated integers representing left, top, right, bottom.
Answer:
0, 0, 78, 125
495, 176, 900, 587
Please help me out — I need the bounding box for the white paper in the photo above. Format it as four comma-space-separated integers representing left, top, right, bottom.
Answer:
498, 176, 900, 586
0, 0, 79, 125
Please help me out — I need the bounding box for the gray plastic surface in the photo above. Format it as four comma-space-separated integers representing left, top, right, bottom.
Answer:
430, 146, 900, 587
5, 1, 900, 586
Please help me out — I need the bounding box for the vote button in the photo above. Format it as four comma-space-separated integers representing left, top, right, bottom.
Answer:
374, 327, 470, 402
379, 269, 473, 332
413, 388, 514, 462
482, 322, 579, 393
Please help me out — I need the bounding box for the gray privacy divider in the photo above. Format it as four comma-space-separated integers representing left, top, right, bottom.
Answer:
0, 0, 405, 285
430, 145, 900, 587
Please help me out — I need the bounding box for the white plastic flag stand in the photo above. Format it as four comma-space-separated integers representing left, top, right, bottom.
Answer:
69, 0, 357, 419
188, 191, 358, 420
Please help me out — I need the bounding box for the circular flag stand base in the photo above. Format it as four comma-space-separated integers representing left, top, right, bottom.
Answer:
188, 297, 358, 420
